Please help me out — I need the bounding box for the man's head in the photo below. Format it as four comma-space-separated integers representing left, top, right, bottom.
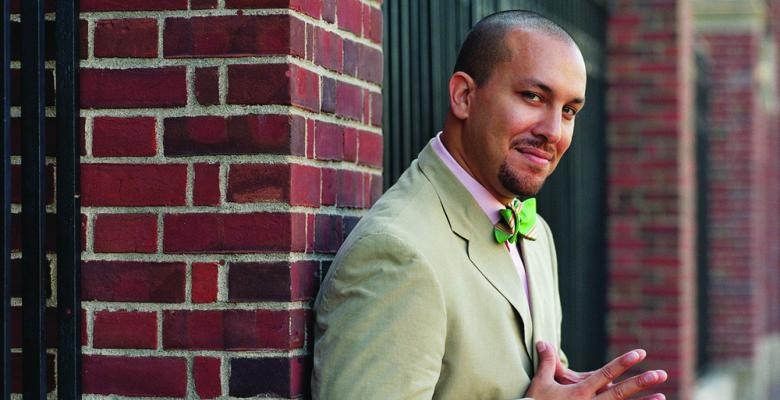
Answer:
442, 10, 587, 203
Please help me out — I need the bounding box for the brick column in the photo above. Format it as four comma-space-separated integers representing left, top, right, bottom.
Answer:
694, 0, 769, 365
75, 0, 382, 398
606, 1, 696, 399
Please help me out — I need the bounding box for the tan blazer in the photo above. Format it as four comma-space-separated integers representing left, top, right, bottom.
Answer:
313, 141, 566, 399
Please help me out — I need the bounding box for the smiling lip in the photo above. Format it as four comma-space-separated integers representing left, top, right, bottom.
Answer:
517, 147, 553, 166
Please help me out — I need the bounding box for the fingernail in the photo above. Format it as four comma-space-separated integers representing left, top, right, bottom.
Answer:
643, 371, 658, 382
536, 341, 545, 352
657, 370, 668, 381
625, 351, 639, 362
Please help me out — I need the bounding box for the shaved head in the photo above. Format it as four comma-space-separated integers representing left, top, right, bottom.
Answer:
453, 10, 577, 86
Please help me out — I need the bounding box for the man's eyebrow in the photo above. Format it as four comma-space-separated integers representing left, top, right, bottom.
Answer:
521, 78, 586, 105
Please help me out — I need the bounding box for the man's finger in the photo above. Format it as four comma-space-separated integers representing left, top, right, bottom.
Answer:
582, 349, 646, 391
596, 370, 668, 400
534, 341, 556, 380
637, 394, 666, 400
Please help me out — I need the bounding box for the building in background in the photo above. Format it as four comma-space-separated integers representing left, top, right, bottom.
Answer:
3, 0, 778, 399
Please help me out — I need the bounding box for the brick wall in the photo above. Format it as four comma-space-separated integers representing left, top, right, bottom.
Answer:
606, 1, 697, 399
10, 0, 382, 397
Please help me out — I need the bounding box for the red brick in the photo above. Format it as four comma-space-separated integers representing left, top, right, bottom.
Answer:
82, 261, 186, 303
81, 68, 187, 109
370, 90, 382, 127
357, 44, 383, 84
164, 114, 305, 156
93, 310, 157, 349
323, 0, 336, 23
337, 0, 362, 36
315, 28, 343, 72
321, 168, 337, 206
358, 131, 382, 168
343, 39, 359, 76
306, 118, 315, 158
229, 356, 309, 397
366, 5, 382, 43
93, 213, 158, 253
335, 81, 363, 120
164, 15, 304, 58
225, 0, 322, 18
228, 64, 319, 111
81, 0, 186, 10
343, 127, 358, 162
370, 173, 383, 205
194, 163, 221, 206
306, 214, 316, 252
195, 67, 219, 106
314, 214, 343, 253
191, 0, 218, 9
81, 164, 187, 206
228, 163, 288, 203
95, 19, 158, 58
163, 212, 305, 253
192, 262, 219, 303
83, 356, 186, 397
92, 117, 157, 157
228, 261, 318, 301
314, 121, 343, 161
337, 170, 363, 208
321, 76, 336, 113
227, 163, 320, 206
194, 357, 222, 399
162, 309, 304, 350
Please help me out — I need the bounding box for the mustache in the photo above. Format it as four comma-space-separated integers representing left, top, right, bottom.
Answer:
511, 138, 556, 156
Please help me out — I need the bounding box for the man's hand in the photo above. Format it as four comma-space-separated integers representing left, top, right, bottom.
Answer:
526, 341, 668, 400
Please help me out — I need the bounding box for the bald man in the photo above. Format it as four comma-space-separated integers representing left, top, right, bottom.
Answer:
313, 10, 667, 400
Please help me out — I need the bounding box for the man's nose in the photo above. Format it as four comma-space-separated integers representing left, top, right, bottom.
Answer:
531, 108, 563, 144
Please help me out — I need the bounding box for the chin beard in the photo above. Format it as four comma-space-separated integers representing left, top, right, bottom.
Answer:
498, 161, 546, 198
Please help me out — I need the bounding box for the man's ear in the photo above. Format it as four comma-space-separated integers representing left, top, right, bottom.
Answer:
449, 72, 476, 120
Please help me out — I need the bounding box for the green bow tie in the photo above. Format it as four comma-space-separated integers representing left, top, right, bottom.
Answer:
494, 198, 537, 244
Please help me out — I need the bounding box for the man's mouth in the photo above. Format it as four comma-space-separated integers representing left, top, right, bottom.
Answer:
516, 146, 553, 166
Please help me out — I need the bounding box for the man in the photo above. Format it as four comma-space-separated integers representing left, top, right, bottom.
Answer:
313, 10, 668, 399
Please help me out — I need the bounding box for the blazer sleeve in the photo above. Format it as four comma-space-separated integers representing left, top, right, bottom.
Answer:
312, 232, 447, 399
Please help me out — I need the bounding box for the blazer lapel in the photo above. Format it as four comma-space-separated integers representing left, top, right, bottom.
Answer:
417, 142, 535, 360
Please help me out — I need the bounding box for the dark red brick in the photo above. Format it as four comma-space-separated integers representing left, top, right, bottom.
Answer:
10, 353, 56, 393
194, 163, 221, 206
225, 0, 321, 19
81, 164, 187, 206
194, 357, 222, 398
229, 356, 309, 397
337, 170, 364, 208
9, 306, 57, 348
10, 68, 55, 106
228, 64, 319, 111
321, 168, 337, 206
163, 212, 305, 253
343, 39, 359, 76
370, 90, 382, 127
358, 131, 382, 168
335, 81, 363, 120
162, 309, 304, 350
191, 0, 218, 9
93, 213, 158, 253
81, 0, 187, 10
81, 68, 187, 109
314, 121, 344, 161
195, 67, 220, 106
82, 261, 186, 302
10, 164, 54, 205
95, 19, 158, 58
93, 310, 157, 349
337, 0, 362, 36
289, 164, 321, 206
83, 356, 186, 397
164, 15, 304, 58
323, 0, 337, 23
227, 163, 320, 206
10, 212, 57, 253
321, 76, 336, 113
343, 127, 357, 162
366, 5, 382, 43
357, 44, 383, 84
164, 114, 305, 156
315, 28, 343, 72
10, 20, 56, 62
228, 261, 318, 301
92, 117, 157, 157
192, 262, 219, 303
314, 214, 343, 253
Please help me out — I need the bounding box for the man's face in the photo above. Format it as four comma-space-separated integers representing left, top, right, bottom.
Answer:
460, 29, 587, 200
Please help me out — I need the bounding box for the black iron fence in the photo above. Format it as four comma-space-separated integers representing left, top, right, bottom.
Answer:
1, 0, 81, 398
382, 0, 608, 370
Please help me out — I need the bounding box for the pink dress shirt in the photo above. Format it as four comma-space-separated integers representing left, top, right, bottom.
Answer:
431, 133, 532, 312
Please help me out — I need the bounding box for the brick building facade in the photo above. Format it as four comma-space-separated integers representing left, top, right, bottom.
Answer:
5, 0, 779, 399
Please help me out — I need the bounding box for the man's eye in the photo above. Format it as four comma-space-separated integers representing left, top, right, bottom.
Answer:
522, 92, 542, 102
563, 106, 578, 116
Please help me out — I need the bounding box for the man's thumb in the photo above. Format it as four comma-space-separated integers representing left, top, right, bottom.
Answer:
535, 341, 555, 378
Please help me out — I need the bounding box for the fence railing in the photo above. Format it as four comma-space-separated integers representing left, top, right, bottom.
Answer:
1, 0, 81, 398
